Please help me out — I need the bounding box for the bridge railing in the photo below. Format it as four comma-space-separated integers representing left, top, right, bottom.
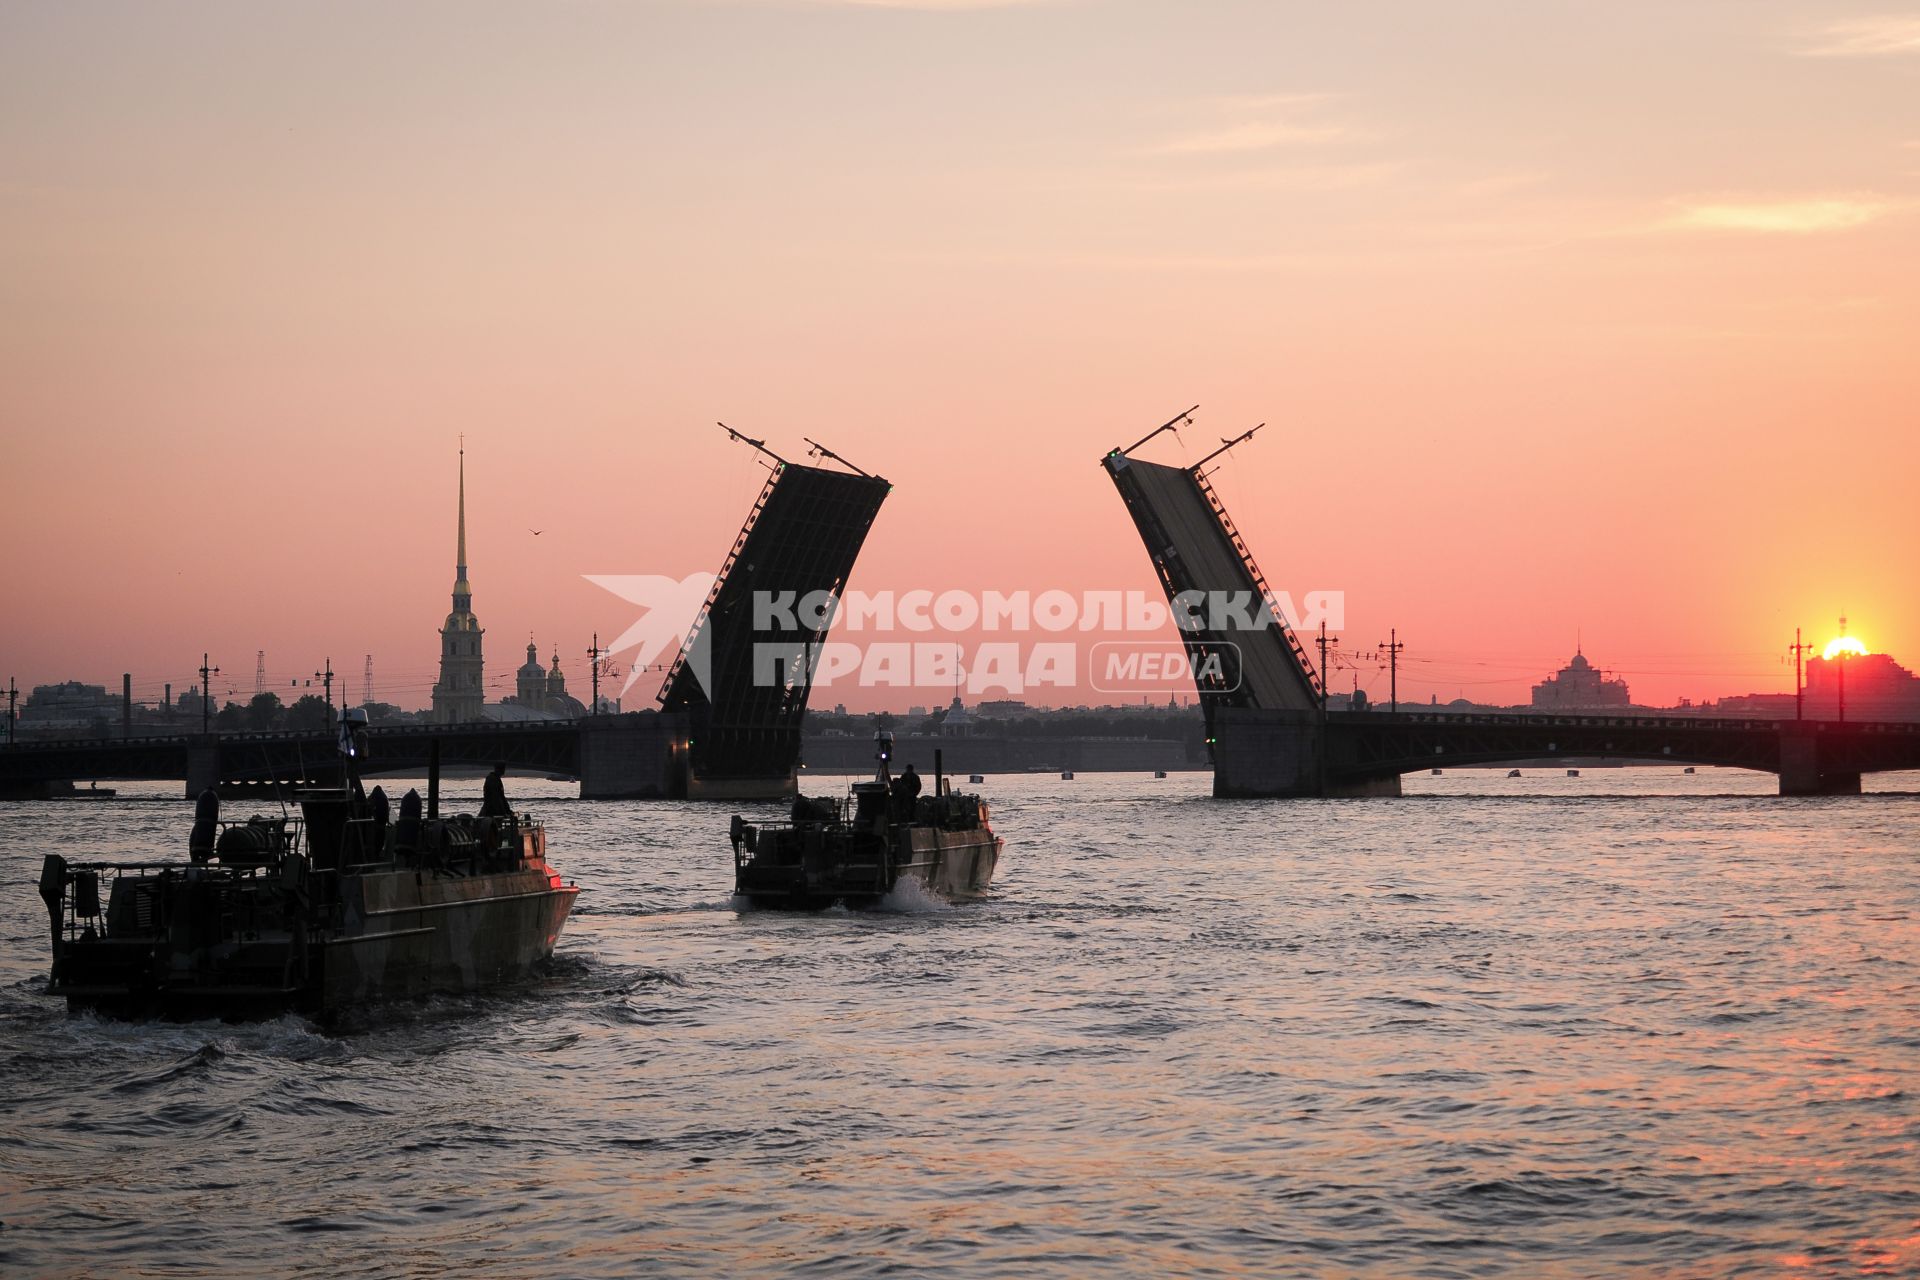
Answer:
1328, 710, 1920, 734
1, 718, 590, 756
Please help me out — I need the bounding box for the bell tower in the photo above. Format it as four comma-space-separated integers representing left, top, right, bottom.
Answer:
431, 446, 486, 723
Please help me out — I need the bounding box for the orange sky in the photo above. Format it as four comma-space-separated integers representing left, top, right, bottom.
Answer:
3, 1, 1916, 712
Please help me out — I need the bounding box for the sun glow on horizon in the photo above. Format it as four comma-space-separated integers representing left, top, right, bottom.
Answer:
1823, 636, 1869, 661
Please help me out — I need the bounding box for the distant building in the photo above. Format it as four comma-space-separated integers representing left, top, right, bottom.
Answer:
1705, 692, 1797, 719
515, 642, 549, 708
491, 643, 587, 721
1531, 647, 1630, 710
431, 449, 486, 723
938, 696, 979, 737
1802, 651, 1920, 721
20, 681, 117, 732
976, 700, 1031, 718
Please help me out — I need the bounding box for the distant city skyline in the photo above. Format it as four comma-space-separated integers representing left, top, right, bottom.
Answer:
3, 2, 1914, 711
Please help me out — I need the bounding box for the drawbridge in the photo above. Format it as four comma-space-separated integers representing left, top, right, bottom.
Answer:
1102, 411, 1324, 788
658, 428, 890, 797
1102, 409, 1905, 797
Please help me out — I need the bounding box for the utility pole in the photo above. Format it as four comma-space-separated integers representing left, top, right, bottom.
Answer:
1315, 621, 1336, 798
1378, 629, 1405, 714
315, 658, 334, 720
1788, 627, 1813, 721
1836, 614, 1849, 724
587, 633, 608, 716
1315, 622, 1339, 717
198, 653, 220, 734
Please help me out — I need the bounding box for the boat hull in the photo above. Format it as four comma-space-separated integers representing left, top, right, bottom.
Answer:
319, 867, 579, 1010
49, 867, 578, 1021
737, 827, 1001, 911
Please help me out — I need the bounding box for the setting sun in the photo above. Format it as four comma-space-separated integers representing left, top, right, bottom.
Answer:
1824, 636, 1870, 661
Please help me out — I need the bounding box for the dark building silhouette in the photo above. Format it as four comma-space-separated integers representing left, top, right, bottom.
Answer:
1802, 651, 1920, 720
431, 448, 486, 724
1531, 647, 1631, 710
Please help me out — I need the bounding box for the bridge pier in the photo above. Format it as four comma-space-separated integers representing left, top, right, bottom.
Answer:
1211, 708, 1403, 798
185, 741, 221, 799
577, 712, 689, 800
1778, 728, 1861, 796
1211, 708, 1318, 797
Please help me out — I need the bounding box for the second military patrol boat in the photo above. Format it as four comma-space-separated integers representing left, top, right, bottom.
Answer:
35, 712, 579, 1021
730, 734, 1003, 910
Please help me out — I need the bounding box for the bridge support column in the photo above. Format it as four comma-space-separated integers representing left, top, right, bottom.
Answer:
185, 741, 221, 799
1778, 728, 1861, 796
1212, 708, 1322, 798
578, 712, 689, 800
1213, 707, 1402, 798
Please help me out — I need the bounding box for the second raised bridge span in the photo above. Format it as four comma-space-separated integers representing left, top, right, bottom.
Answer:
1101, 413, 1918, 797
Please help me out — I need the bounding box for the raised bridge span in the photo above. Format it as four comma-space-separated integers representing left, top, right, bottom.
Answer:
0, 432, 893, 804
1102, 415, 1920, 797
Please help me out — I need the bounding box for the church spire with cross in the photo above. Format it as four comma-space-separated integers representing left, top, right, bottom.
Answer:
454, 443, 471, 609
431, 442, 486, 723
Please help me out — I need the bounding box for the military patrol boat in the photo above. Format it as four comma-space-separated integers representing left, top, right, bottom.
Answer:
730, 734, 1003, 909
36, 712, 578, 1020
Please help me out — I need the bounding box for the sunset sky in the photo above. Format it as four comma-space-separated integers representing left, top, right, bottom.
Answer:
3, 1, 1916, 712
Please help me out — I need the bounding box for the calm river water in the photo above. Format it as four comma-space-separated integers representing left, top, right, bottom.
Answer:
2, 768, 1916, 1278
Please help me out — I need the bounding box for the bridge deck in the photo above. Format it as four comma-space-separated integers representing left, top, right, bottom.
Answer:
1322, 710, 1920, 791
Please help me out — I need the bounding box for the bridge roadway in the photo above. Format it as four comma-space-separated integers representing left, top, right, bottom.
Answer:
1212, 707, 1920, 797
4, 709, 1915, 800
0, 711, 690, 800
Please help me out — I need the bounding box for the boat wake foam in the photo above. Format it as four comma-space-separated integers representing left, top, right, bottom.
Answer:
876, 877, 952, 914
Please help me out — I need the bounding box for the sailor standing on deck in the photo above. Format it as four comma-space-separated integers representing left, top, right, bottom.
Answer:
396, 788, 423, 860
480, 763, 511, 818
189, 787, 219, 862
891, 763, 922, 823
